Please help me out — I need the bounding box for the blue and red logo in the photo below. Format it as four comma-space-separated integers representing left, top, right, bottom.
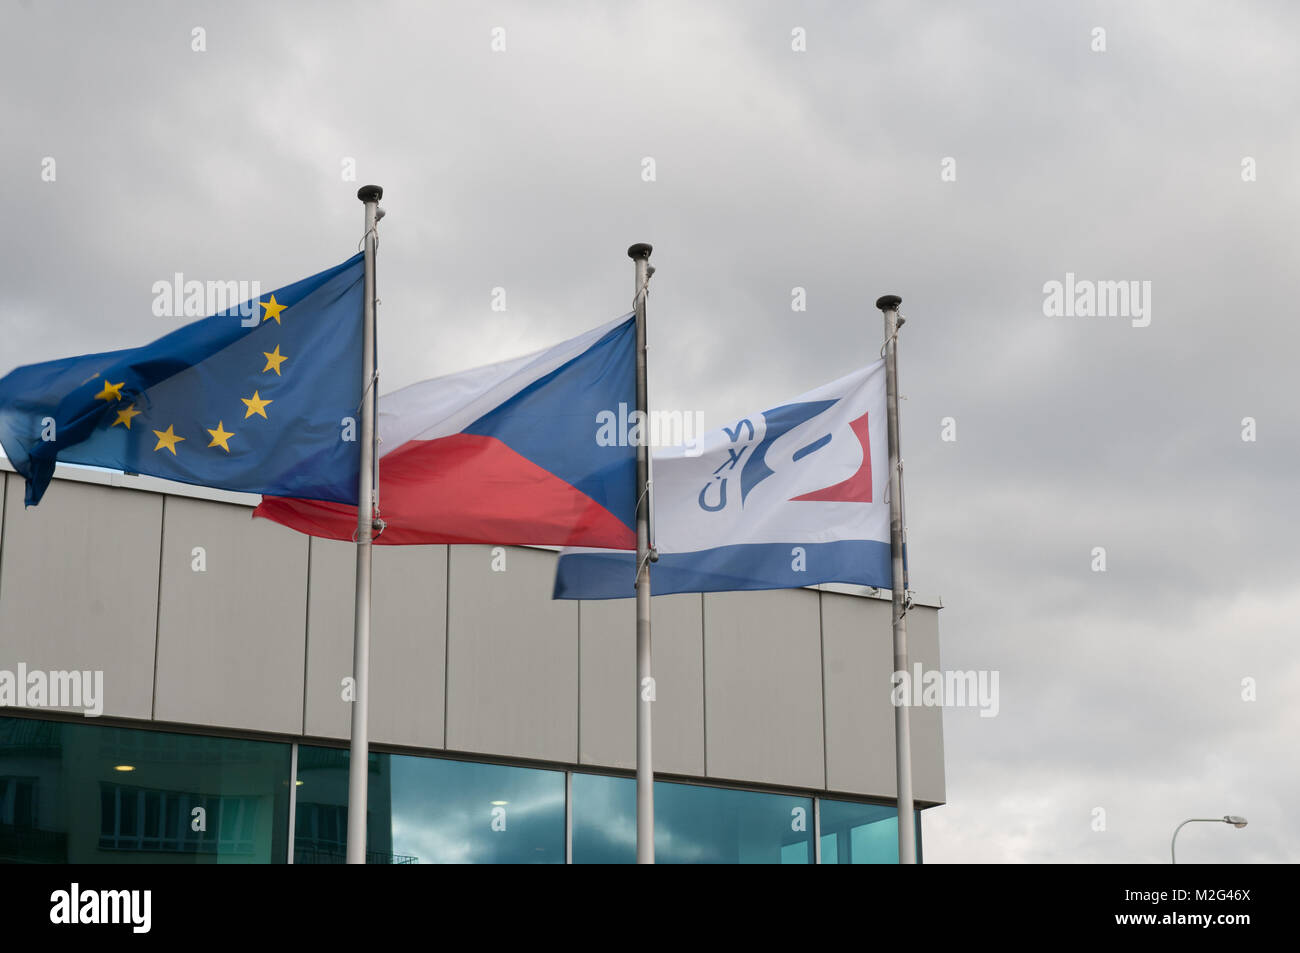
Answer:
698, 399, 872, 512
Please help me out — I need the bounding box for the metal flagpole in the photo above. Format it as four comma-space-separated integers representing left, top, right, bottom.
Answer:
877, 293, 917, 864
628, 242, 655, 863
346, 184, 383, 864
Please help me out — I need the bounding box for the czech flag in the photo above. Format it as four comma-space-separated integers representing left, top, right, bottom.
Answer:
254, 315, 637, 548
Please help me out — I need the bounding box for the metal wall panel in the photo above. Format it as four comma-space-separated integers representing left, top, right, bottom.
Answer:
702, 588, 826, 790
303, 538, 447, 749
0, 472, 947, 808
0, 476, 161, 720
905, 605, 947, 804
301, 537, 352, 739
444, 545, 578, 764
152, 497, 308, 734
578, 593, 705, 775
821, 591, 946, 803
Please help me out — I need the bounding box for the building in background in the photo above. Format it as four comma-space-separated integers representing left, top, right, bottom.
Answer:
0, 460, 944, 863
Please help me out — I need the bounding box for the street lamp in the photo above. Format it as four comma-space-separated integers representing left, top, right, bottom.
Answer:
1171, 816, 1248, 863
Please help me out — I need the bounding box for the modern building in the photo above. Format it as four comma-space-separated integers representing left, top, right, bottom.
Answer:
0, 460, 944, 863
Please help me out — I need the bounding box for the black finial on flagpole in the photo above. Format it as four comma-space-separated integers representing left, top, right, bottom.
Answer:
627, 243, 653, 260
876, 294, 902, 311
357, 184, 384, 203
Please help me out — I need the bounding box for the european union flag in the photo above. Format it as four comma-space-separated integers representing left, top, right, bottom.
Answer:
0, 255, 364, 506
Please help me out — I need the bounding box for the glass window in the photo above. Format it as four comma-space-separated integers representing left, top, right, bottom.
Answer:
294, 746, 565, 864
819, 800, 923, 863
0, 716, 923, 865
0, 715, 291, 863
572, 773, 813, 864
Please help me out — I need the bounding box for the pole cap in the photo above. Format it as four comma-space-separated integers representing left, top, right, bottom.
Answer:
357, 184, 384, 203
875, 294, 902, 312
627, 243, 653, 260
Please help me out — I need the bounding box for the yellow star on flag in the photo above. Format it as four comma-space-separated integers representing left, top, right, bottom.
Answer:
242, 390, 272, 419
262, 345, 287, 375
111, 404, 142, 429
260, 294, 287, 324
95, 379, 125, 402
207, 421, 235, 452
152, 424, 185, 455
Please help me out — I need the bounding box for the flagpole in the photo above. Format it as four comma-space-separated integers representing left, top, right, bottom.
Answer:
346, 184, 382, 864
877, 293, 917, 864
628, 242, 655, 863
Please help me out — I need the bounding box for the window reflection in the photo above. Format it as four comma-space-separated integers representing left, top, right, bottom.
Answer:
819, 800, 923, 863
572, 773, 814, 864
1, 715, 924, 865
294, 746, 565, 864
0, 715, 290, 863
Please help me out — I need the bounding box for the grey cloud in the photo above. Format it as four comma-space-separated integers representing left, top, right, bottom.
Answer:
1, 0, 1295, 863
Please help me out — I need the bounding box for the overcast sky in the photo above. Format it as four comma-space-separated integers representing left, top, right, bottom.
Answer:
3, 0, 1296, 863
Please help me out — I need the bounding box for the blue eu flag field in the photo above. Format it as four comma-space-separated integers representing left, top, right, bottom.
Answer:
0, 254, 364, 506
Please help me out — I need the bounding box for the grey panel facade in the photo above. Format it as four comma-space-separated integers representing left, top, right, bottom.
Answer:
444, 544, 579, 764
578, 593, 705, 775
903, 605, 947, 804
153, 496, 309, 734
303, 538, 447, 749
702, 588, 827, 790
821, 590, 945, 804
821, 590, 898, 797
0, 465, 945, 808
302, 536, 354, 740
0, 475, 161, 721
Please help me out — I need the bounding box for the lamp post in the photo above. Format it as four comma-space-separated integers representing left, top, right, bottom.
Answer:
1171, 816, 1247, 863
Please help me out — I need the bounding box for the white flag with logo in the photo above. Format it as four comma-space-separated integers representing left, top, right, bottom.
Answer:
553, 360, 894, 598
